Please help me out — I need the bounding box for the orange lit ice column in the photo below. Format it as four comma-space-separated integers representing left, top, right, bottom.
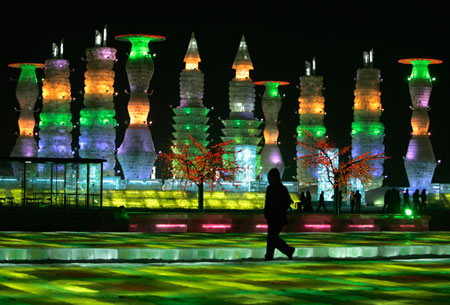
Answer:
221, 36, 262, 181
9, 63, 44, 162
256, 80, 289, 180
39, 42, 72, 161
296, 58, 326, 186
79, 31, 117, 176
172, 32, 210, 156
351, 50, 384, 191
115, 34, 165, 180
399, 58, 442, 192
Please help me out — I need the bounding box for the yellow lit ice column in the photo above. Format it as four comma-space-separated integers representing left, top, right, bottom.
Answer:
256, 80, 289, 181
296, 58, 326, 187
172, 32, 210, 156
399, 58, 442, 192
39, 42, 73, 164
9, 63, 44, 174
221, 35, 262, 181
79, 29, 117, 176
351, 50, 384, 193
115, 34, 165, 179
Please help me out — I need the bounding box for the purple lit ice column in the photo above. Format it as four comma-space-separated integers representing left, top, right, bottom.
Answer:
172, 32, 210, 154
296, 59, 326, 186
399, 58, 442, 192
115, 34, 165, 180
9, 63, 44, 175
79, 31, 117, 176
39, 44, 72, 160
351, 50, 384, 192
221, 36, 262, 181
256, 81, 289, 180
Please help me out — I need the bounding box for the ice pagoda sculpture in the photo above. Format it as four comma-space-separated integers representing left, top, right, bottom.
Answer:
399, 58, 442, 192
221, 35, 262, 181
79, 27, 117, 176
115, 33, 165, 180
296, 58, 326, 186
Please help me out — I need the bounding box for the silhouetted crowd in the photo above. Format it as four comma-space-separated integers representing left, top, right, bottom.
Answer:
383, 188, 427, 213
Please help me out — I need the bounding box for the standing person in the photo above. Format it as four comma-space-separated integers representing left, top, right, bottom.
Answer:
349, 191, 355, 213
413, 189, 420, 211
382, 189, 390, 212
264, 168, 295, 261
420, 189, 428, 211
316, 191, 327, 212
299, 192, 306, 212
354, 190, 362, 213
305, 190, 313, 212
403, 189, 411, 209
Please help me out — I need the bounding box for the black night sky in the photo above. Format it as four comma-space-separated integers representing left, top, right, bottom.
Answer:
2, 3, 449, 185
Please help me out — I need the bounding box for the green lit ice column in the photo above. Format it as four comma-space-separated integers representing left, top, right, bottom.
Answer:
115, 34, 165, 180
399, 58, 442, 192
256, 80, 289, 180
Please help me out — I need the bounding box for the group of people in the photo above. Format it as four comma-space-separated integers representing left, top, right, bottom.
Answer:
383, 188, 428, 213
349, 190, 362, 213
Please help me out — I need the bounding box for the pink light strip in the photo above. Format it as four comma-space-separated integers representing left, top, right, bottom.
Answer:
155, 224, 187, 228
304, 224, 331, 229
256, 224, 268, 229
348, 224, 375, 228
202, 224, 231, 229
399, 224, 416, 228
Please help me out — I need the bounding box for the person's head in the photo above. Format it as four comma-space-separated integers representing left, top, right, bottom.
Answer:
356, 190, 360, 194
267, 168, 281, 185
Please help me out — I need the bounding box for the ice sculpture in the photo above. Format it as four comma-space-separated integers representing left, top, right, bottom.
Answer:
172, 32, 209, 155
9, 63, 44, 175
79, 27, 117, 176
297, 58, 326, 186
399, 58, 442, 192
39, 40, 72, 162
221, 36, 262, 181
351, 50, 384, 195
115, 34, 165, 179
256, 80, 289, 180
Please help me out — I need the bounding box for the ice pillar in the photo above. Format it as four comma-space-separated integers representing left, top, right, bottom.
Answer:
256, 81, 289, 180
115, 34, 165, 180
399, 58, 442, 192
221, 36, 262, 181
79, 31, 117, 176
297, 59, 326, 186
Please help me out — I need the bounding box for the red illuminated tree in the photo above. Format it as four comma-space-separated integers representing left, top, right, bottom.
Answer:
157, 135, 241, 212
296, 129, 388, 214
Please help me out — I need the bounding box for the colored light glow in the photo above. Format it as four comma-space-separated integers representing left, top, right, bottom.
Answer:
202, 224, 232, 229
399, 224, 416, 228
348, 224, 374, 229
255, 224, 268, 229
304, 224, 330, 229
232, 36, 253, 80
405, 208, 413, 216
155, 224, 187, 228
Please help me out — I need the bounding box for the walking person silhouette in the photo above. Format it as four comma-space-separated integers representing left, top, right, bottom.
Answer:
264, 168, 295, 261
316, 191, 327, 212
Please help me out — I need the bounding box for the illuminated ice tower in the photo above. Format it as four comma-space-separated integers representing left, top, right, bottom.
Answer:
115, 33, 165, 180
9, 63, 44, 171
256, 80, 289, 180
296, 58, 326, 186
172, 33, 209, 154
79, 27, 117, 176
39, 40, 73, 161
351, 50, 384, 192
221, 36, 262, 181
399, 58, 442, 192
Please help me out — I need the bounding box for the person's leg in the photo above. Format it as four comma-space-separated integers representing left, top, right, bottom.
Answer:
272, 223, 295, 258
265, 223, 277, 260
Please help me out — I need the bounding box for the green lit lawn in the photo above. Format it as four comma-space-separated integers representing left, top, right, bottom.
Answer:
0, 259, 450, 304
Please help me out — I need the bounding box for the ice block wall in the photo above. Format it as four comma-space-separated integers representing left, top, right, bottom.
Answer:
172, 32, 209, 155
39, 45, 72, 161
296, 60, 326, 186
257, 81, 289, 180
79, 32, 117, 176
351, 51, 384, 191
399, 58, 442, 192
115, 34, 165, 180
221, 36, 262, 181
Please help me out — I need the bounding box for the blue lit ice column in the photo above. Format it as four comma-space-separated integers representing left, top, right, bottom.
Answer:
317, 148, 338, 201
39, 42, 73, 161
399, 58, 442, 192
79, 29, 117, 176
256, 81, 288, 181
221, 36, 262, 181
115, 34, 166, 180
297, 58, 326, 187
172, 32, 209, 155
